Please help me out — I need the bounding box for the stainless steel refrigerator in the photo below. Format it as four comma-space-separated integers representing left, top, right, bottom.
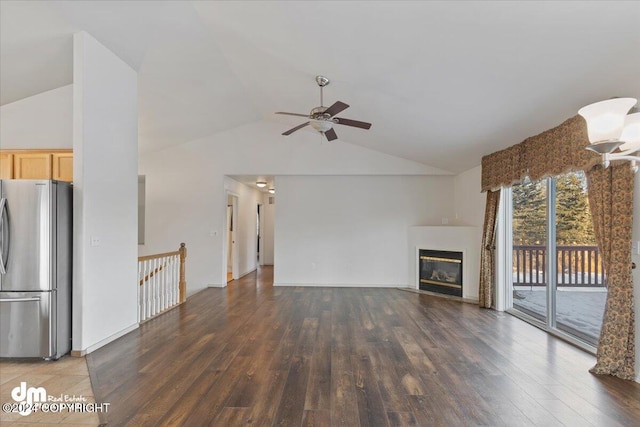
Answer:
0, 180, 72, 360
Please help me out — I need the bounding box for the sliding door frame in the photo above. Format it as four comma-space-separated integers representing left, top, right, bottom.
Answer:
499, 182, 597, 354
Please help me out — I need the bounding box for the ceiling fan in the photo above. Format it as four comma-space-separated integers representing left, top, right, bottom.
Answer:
275, 75, 372, 141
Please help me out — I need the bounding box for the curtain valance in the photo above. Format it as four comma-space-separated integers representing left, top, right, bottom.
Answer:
481, 115, 600, 191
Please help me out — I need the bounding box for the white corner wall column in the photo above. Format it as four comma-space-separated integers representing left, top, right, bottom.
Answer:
72, 31, 139, 354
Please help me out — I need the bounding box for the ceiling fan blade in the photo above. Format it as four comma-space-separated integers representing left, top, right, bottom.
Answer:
275, 112, 309, 118
282, 122, 310, 136
334, 117, 372, 130
324, 101, 350, 117
324, 128, 338, 141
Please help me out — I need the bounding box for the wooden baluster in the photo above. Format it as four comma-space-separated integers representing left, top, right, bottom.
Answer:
160, 257, 166, 312
148, 258, 152, 318
179, 243, 187, 303
153, 257, 158, 316
168, 256, 173, 307
151, 258, 156, 317
587, 250, 597, 285
169, 256, 174, 306
138, 261, 142, 322
142, 260, 147, 321
143, 260, 148, 321
580, 248, 585, 285
174, 254, 179, 305
167, 257, 171, 310
147, 259, 152, 319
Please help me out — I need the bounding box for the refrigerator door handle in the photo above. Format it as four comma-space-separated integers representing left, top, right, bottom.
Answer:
0, 197, 7, 274
0, 297, 41, 303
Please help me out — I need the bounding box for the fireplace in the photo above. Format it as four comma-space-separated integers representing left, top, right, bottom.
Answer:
419, 249, 463, 297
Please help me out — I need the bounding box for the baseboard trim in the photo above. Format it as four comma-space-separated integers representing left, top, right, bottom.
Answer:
273, 282, 403, 288
239, 268, 256, 279
72, 323, 139, 356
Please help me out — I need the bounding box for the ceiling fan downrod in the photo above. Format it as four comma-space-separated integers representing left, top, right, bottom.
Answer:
316, 75, 329, 107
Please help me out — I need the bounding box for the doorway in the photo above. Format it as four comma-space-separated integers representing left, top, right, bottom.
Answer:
226, 194, 239, 283
257, 204, 262, 265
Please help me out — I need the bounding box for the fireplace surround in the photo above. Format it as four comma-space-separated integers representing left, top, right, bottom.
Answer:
409, 226, 480, 302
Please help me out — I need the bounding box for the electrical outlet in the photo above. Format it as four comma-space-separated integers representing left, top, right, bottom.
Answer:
90, 236, 101, 247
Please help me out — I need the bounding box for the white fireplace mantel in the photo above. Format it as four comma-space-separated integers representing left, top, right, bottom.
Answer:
408, 226, 481, 302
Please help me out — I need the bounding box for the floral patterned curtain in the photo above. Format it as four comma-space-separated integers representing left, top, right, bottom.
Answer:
586, 163, 635, 380
479, 190, 501, 308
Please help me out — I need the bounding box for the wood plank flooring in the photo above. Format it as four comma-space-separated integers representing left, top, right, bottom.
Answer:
87, 267, 640, 426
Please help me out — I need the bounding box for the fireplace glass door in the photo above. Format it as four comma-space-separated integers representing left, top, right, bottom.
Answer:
419, 250, 463, 297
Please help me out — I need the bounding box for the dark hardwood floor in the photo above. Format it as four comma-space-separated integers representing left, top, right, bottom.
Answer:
87, 267, 640, 426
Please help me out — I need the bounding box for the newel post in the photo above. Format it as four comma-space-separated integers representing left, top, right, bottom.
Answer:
179, 242, 187, 302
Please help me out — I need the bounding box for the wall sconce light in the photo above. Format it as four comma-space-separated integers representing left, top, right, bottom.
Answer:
256, 181, 267, 188
268, 188, 275, 194
578, 98, 640, 172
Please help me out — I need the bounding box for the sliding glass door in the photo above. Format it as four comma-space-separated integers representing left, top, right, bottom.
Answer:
509, 171, 606, 347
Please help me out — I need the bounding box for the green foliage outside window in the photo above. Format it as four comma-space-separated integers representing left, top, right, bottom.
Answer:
513, 171, 596, 246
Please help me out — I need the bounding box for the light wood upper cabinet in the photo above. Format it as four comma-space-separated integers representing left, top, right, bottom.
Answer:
0, 150, 73, 182
52, 152, 73, 182
0, 153, 13, 179
13, 152, 53, 179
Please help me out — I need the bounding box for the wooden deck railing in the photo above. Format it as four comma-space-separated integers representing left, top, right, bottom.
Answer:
138, 243, 187, 322
513, 245, 605, 287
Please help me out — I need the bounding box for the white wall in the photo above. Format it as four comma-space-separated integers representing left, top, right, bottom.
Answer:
73, 32, 138, 353
0, 85, 73, 149
453, 165, 486, 229
451, 165, 486, 297
262, 195, 275, 265
274, 175, 455, 287
139, 120, 450, 296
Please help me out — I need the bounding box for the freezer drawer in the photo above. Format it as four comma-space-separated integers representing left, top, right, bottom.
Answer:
0, 291, 54, 358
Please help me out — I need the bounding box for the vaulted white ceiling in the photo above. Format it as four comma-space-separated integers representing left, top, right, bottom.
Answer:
2, 1, 639, 173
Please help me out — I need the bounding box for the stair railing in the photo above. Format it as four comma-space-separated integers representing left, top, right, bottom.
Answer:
137, 243, 187, 322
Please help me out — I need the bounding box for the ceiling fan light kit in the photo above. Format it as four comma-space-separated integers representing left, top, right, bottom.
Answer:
578, 98, 640, 172
275, 75, 372, 142
309, 119, 333, 133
